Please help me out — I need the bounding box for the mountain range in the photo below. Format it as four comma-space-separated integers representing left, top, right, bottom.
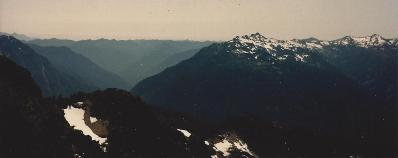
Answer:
28, 38, 213, 85
0, 33, 396, 157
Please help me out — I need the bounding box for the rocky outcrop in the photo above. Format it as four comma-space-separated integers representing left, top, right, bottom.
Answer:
82, 104, 109, 138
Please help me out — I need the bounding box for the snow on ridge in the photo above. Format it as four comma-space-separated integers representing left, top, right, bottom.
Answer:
229, 33, 395, 55
63, 105, 107, 144
229, 33, 325, 55
233, 140, 256, 156
351, 34, 387, 47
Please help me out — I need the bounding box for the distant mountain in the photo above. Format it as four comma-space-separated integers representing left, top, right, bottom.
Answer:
0, 32, 36, 41
0, 35, 96, 96
121, 47, 203, 86
29, 44, 131, 90
28, 38, 76, 47
28, 39, 213, 85
132, 33, 397, 128
134, 48, 201, 82
156, 48, 202, 69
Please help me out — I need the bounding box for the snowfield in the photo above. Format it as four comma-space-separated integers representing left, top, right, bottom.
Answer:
212, 137, 255, 157
63, 106, 107, 144
177, 129, 192, 138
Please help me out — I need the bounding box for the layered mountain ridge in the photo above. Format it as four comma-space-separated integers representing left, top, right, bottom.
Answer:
0, 35, 96, 96
28, 38, 213, 85
29, 44, 130, 90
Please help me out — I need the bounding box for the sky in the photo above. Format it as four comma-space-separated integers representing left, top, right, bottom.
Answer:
1, 0, 397, 41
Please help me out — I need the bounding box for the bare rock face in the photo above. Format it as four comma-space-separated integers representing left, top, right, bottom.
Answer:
83, 104, 109, 138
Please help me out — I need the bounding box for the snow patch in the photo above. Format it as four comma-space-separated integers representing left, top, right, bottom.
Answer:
213, 139, 234, 156
294, 54, 308, 62
211, 155, 218, 158
177, 129, 191, 138
233, 140, 256, 156
90, 117, 98, 123
212, 135, 255, 157
63, 106, 107, 144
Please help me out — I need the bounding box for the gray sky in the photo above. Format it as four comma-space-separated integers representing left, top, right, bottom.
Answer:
1, 0, 397, 40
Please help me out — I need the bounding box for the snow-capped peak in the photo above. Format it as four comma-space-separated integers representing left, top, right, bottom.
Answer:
333, 34, 390, 47
226, 33, 326, 62
352, 34, 387, 47
228, 33, 324, 54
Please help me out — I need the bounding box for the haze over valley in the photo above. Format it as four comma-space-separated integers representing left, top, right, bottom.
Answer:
0, 0, 397, 158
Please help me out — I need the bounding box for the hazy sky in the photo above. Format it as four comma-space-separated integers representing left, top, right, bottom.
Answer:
1, 0, 397, 40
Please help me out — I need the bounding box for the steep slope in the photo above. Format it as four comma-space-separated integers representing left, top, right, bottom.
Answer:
0, 35, 96, 96
155, 48, 202, 70
30, 44, 131, 90
322, 35, 397, 105
0, 55, 73, 157
29, 39, 213, 85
